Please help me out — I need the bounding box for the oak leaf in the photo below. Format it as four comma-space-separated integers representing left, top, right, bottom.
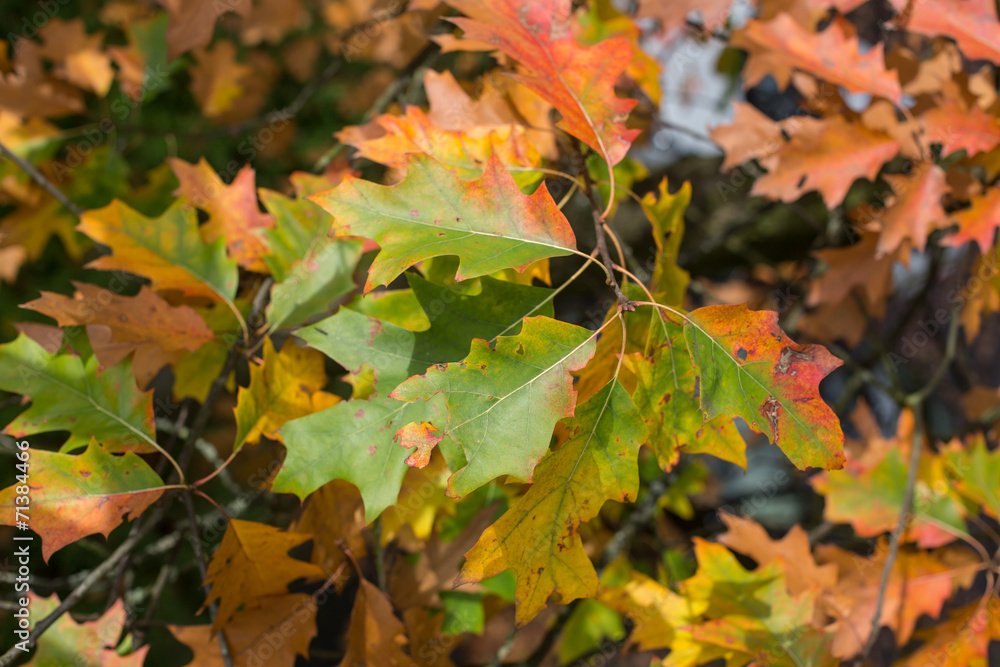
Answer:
310, 154, 576, 292
731, 14, 903, 103
233, 337, 340, 449
455, 380, 646, 626
944, 186, 1000, 252
684, 304, 845, 470
203, 520, 325, 632
626, 319, 747, 471
170, 157, 274, 272
27, 594, 147, 666
22, 283, 215, 387
0, 334, 157, 453
161, 0, 253, 59
339, 579, 416, 667
37, 19, 114, 96
337, 106, 542, 187
710, 101, 784, 172
391, 316, 597, 497
276, 274, 555, 519
442, 0, 639, 166
873, 164, 948, 257
890, 0, 1000, 64
918, 98, 1000, 158
290, 479, 367, 579
0, 441, 164, 561
171, 593, 317, 667
752, 116, 899, 206
78, 199, 239, 302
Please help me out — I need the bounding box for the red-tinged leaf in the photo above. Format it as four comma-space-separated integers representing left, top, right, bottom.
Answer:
919, 98, 1000, 158
945, 186, 1000, 252
203, 520, 326, 633
0, 441, 164, 561
28, 594, 148, 665
874, 164, 948, 258
752, 116, 899, 206
637, 0, 735, 34
756, 0, 871, 28
337, 106, 542, 186
77, 199, 239, 302
731, 14, 903, 103
441, 0, 639, 166
807, 228, 906, 316
170, 157, 274, 272
890, 0, 1000, 64
22, 283, 214, 353
394, 421, 444, 469
811, 408, 969, 548
711, 101, 783, 171
309, 154, 577, 292
683, 304, 846, 470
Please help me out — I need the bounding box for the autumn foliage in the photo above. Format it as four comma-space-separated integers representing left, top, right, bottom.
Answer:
2, 0, 1000, 665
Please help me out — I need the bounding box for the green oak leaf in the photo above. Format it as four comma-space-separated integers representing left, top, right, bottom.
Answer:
275, 274, 556, 520
0, 334, 157, 453
454, 380, 646, 626
391, 316, 596, 497
625, 318, 746, 471
260, 188, 364, 330
308, 153, 577, 291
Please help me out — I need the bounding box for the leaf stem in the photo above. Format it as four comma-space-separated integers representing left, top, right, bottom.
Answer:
578, 152, 634, 311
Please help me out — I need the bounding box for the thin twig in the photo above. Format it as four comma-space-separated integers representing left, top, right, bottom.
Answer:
0, 139, 85, 218
0, 501, 173, 666
578, 149, 635, 311
860, 404, 925, 660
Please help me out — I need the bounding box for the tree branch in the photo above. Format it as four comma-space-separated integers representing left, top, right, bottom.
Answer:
0, 139, 85, 218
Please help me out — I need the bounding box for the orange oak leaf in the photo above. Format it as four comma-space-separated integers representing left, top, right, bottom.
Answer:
169, 157, 274, 273
873, 164, 948, 258
394, 421, 444, 469
22, 282, 214, 353
710, 101, 784, 171
442, 0, 639, 166
171, 593, 317, 667
945, 186, 1000, 252
807, 228, 906, 317
203, 520, 326, 633
161, 0, 253, 59
717, 513, 838, 595
0, 441, 164, 561
339, 579, 416, 667
732, 14, 903, 103
637, 0, 735, 34
756, 0, 870, 28
0, 39, 84, 118
896, 600, 1000, 667
918, 98, 1000, 158
816, 542, 974, 657
752, 116, 899, 205
890, 0, 1000, 64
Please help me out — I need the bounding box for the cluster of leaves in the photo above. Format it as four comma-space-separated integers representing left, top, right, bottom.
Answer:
1, 0, 1000, 666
